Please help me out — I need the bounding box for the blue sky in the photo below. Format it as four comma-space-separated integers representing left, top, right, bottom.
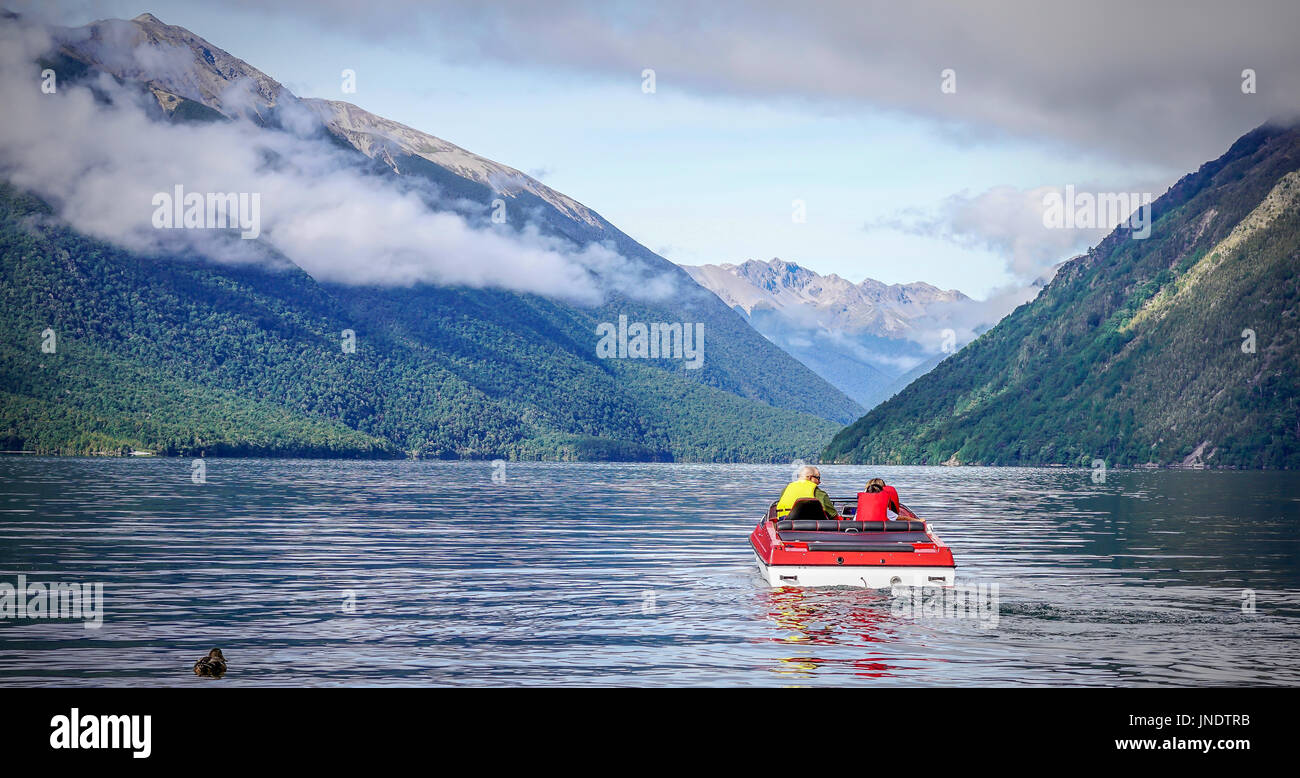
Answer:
40, 0, 1291, 299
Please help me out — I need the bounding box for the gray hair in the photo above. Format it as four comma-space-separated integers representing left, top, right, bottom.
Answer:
799, 465, 821, 480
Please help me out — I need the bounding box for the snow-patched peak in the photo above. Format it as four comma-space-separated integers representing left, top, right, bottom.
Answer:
301, 98, 603, 228
681, 258, 968, 336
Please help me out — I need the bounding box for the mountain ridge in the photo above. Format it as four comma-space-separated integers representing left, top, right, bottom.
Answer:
682, 257, 976, 409
682, 258, 968, 335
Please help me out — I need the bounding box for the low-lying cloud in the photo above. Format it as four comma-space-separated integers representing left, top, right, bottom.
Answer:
870, 185, 1110, 283
867, 179, 1169, 327
0, 21, 671, 306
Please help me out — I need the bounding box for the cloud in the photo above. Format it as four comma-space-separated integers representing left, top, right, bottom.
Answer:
864, 182, 1162, 329
191, 0, 1300, 167
908, 282, 1044, 349
868, 186, 1098, 283
869, 179, 1170, 289
0, 19, 672, 306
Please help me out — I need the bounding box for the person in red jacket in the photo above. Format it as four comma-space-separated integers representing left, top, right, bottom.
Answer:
855, 478, 913, 521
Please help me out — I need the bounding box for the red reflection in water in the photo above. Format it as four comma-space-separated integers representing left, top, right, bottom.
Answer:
759, 586, 907, 678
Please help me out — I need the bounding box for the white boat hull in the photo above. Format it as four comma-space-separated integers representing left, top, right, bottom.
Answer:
754, 551, 954, 588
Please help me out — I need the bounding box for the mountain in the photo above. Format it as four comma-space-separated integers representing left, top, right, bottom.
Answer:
825, 122, 1300, 469
683, 259, 967, 333
682, 259, 973, 408
0, 12, 862, 461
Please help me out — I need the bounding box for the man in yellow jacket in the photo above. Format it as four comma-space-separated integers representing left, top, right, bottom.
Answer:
775, 466, 840, 519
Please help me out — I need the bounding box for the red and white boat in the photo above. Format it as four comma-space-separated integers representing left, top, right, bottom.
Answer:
750, 499, 956, 588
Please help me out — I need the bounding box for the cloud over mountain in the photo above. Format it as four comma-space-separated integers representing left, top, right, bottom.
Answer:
0, 17, 672, 305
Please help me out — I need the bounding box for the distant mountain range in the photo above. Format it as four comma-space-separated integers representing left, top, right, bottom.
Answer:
683, 259, 978, 408
0, 12, 863, 461
826, 121, 1300, 469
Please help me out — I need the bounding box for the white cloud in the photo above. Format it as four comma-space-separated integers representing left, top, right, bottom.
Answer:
869, 177, 1171, 288
861, 180, 1174, 329
0, 20, 673, 305
869, 186, 1099, 283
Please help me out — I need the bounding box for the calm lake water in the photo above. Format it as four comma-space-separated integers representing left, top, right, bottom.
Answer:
1, 458, 1297, 687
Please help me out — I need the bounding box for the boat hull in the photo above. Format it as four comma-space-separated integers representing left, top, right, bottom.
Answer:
753, 551, 954, 588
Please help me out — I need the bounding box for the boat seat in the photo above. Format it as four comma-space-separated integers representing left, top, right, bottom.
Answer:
799, 542, 916, 553
782, 498, 830, 523
778, 530, 932, 545
775, 519, 925, 533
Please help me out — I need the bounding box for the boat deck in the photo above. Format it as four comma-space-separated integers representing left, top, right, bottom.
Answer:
776, 530, 931, 544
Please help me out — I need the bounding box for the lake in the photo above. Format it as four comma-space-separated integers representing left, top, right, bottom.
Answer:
1, 459, 1297, 686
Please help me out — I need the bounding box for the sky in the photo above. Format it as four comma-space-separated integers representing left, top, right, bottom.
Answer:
18, 0, 1300, 299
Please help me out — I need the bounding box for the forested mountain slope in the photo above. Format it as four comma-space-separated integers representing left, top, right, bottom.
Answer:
825, 122, 1300, 469
0, 186, 840, 460
0, 12, 859, 461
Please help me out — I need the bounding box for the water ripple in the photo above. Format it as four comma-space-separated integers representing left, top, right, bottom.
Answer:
0, 459, 1297, 686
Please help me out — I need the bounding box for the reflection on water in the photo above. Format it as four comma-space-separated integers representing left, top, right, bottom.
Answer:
0, 459, 1297, 686
764, 587, 907, 680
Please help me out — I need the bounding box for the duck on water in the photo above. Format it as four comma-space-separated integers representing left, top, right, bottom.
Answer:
193, 648, 227, 678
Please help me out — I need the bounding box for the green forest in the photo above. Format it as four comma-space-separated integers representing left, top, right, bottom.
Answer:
0, 184, 841, 462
